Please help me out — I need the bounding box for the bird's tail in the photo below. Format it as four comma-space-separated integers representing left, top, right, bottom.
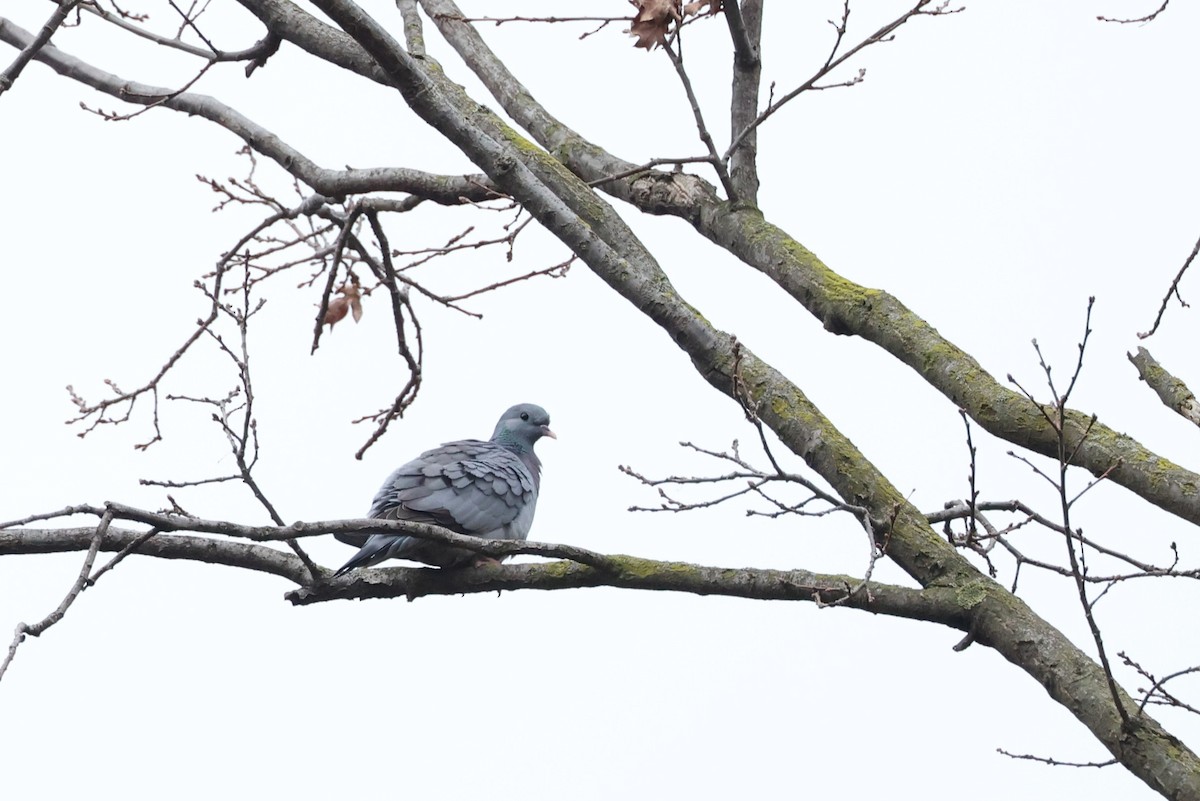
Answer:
332, 535, 397, 577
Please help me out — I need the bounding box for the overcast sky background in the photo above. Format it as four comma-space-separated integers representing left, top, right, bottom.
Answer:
2, 1, 1199, 798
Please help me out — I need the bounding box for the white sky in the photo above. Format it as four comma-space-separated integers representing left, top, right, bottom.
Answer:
2, 1, 1199, 798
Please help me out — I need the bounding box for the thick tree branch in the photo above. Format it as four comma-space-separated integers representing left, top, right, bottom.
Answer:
232, 0, 384, 80
699, 209, 1200, 529
288, 557, 962, 619
0, 525, 310, 583
0, 518, 960, 628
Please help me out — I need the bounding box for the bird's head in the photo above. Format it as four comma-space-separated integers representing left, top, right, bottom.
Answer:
492, 403, 556, 451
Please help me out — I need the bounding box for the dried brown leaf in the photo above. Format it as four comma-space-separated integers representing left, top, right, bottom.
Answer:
324, 296, 349, 329
629, 0, 681, 50
683, 0, 721, 16
323, 282, 364, 330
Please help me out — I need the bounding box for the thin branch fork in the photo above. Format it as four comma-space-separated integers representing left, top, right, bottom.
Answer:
933, 499, 1193, 582
587, 155, 716, 187
0, 509, 110, 683
723, 0, 758, 68
1139, 230, 1199, 339
1023, 304, 1130, 726
1121, 651, 1200, 717
349, 208, 423, 459
65, 248, 230, 445
662, 37, 738, 200
723, 0, 962, 163
49, 0, 280, 76
0, 0, 79, 96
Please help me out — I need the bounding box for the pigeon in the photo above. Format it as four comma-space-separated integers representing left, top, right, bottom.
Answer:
333, 403, 555, 576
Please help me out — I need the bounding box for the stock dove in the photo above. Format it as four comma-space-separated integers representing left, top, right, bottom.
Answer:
333, 403, 555, 575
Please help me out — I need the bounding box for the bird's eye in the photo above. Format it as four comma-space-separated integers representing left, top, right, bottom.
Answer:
520, 412, 530, 421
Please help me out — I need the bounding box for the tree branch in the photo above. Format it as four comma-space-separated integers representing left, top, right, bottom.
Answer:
1129, 346, 1200, 428
72, 1, 276, 65
1, 525, 310, 583
724, 0, 959, 161
661, 39, 737, 200
1138, 229, 1199, 338
287, 555, 962, 620
0, 17, 496, 204
726, 0, 761, 204
0, 0, 78, 96
0, 517, 962, 628
0, 509, 108, 683
1099, 0, 1170, 24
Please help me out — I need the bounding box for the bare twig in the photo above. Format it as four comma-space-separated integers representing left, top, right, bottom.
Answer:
70, 1, 278, 67
1121, 651, 1200, 716
166, 0, 218, 53
959, 410, 981, 547
587, 155, 716, 187
724, 0, 962, 161
0, 510, 110, 683
662, 38, 738, 200
81, 60, 218, 122
0, 0, 80, 96
1098, 0, 1169, 24
352, 209, 423, 459
932, 498, 1195, 584
65, 258, 228, 444
1027, 301, 1130, 726
1138, 231, 1199, 339
430, 13, 627, 27
623, 338, 884, 603
996, 749, 1116, 768
86, 528, 161, 585
445, 255, 574, 302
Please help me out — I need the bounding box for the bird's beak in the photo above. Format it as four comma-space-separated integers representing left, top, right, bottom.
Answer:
541, 426, 557, 440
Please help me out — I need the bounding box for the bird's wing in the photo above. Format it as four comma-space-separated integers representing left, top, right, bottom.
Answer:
369, 439, 537, 537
